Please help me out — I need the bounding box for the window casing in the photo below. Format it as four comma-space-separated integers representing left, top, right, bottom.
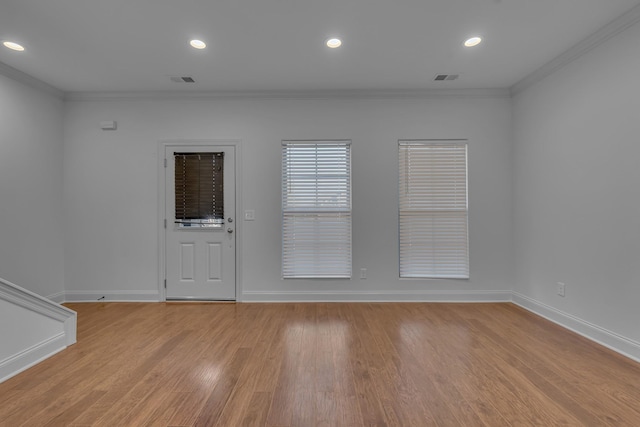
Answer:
282, 141, 352, 278
398, 140, 469, 279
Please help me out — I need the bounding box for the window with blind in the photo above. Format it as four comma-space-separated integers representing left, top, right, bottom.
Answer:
174, 152, 224, 228
282, 141, 352, 278
398, 140, 469, 279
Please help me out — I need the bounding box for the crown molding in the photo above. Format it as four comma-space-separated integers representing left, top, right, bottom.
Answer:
511, 3, 640, 96
0, 61, 63, 99
64, 88, 510, 102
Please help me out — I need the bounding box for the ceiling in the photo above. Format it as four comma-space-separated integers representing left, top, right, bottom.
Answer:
1, 0, 639, 94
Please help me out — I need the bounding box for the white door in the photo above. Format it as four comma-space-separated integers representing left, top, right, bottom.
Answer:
165, 145, 236, 300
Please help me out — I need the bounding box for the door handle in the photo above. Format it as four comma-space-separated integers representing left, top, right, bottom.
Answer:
227, 228, 234, 233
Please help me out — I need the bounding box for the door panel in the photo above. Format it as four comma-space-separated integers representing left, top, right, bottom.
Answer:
180, 243, 195, 280
165, 145, 236, 300
207, 243, 222, 280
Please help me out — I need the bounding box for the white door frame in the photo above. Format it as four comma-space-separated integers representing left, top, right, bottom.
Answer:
158, 139, 243, 302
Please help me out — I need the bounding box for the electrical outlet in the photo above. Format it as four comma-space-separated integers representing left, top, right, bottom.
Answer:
360, 268, 367, 279
557, 282, 565, 297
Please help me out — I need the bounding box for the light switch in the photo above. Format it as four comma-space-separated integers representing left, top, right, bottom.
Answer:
244, 210, 255, 221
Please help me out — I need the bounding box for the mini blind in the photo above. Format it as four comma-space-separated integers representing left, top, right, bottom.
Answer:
174, 152, 224, 227
399, 141, 469, 279
282, 141, 352, 278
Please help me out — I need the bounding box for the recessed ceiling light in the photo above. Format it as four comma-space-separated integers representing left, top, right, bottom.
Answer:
3, 41, 25, 51
464, 37, 482, 47
326, 38, 342, 48
190, 39, 206, 49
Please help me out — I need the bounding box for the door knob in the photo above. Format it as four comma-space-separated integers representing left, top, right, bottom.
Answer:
227, 228, 234, 233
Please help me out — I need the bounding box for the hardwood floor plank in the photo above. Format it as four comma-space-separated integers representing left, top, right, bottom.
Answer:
265, 305, 306, 426
315, 304, 336, 394
193, 347, 252, 427
140, 391, 193, 427
338, 304, 396, 427
1, 302, 639, 426
214, 306, 279, 427
399, 305, 511, 427
418, 304, 545, 425
327, 304, 363, 427
241, 391, 273, 427
369, 303, 487, 427
463, 316, 601, 425
37, 390, 107, 427
291, 309, 319, 427
252, 309, 287, 394
352, 304, 438, 427
163, 306, 252, 426
472, 304, 640, 425
90, 331, 193, 426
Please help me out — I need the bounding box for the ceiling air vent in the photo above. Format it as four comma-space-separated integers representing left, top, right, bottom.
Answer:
434, 74, 459, 81
170, 76, 196, 83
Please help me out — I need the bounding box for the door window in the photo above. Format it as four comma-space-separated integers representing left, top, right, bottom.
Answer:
174, 152, 224, 228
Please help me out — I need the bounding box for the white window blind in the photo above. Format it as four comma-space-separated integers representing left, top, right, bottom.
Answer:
282, 141, 352, 278
399, 140, 469, 279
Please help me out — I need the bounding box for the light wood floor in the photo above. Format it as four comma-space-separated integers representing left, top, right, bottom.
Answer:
1, 303, 639, 426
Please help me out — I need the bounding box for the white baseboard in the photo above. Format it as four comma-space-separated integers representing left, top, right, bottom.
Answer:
46, 292, 66, 304
512, 292, 640, 363
241, 289, 512, 303
64, 290, 161, 302
0, 333, 67, 383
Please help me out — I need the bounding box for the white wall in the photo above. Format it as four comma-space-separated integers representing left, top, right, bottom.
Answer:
63, 94, 514, 301
0, 73, 65, 299
512, 20, 640, 343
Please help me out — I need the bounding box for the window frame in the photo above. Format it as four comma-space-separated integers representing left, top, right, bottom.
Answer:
398, 139, 469, 279
281, 140, 352, 279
